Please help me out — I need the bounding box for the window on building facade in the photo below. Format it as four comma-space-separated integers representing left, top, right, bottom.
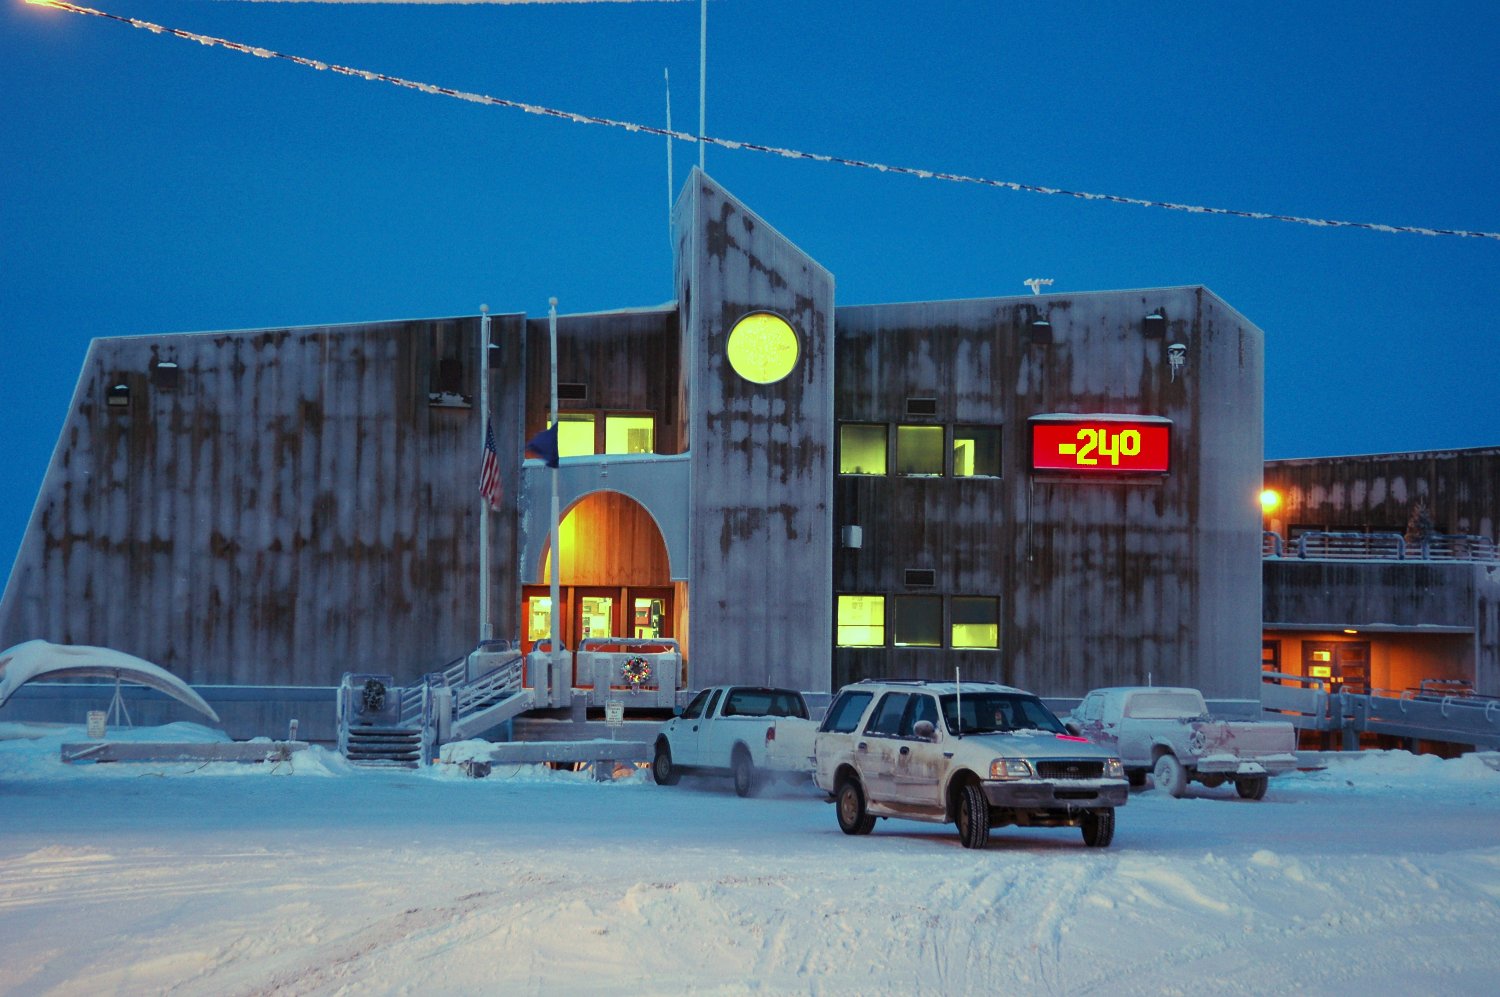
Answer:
604, 415, 655, 455
896, 425, 944, 476
893, 595, 942, 647
556, 413, 597, 457
428, 323, 469, 405
951, 596, 999, 649
839, 424, 887, 475
837, 595, 885, 646
953, 426, 1001, 477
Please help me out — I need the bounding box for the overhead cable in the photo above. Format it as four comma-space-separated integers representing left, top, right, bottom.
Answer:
25, 0, 1500, 241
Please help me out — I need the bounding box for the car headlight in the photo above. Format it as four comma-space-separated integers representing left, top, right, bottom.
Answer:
1105, 757, 1125, 779
989, 758, 1034, 780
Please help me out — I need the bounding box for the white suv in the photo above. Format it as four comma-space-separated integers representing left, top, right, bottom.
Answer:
813, 680, 1128, 848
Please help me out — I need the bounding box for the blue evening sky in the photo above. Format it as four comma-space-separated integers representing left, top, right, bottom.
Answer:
3, 1, 1498, 577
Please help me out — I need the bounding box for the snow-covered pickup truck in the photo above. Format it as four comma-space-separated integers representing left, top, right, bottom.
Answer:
1064, 687, 1298, 800
813, 680, 1128, 849
650, 686, 819, 796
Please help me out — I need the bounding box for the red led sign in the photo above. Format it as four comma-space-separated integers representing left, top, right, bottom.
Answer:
1030, 417, 1171, 475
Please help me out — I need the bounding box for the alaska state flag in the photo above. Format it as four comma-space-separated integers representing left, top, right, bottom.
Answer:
525, 424, 560, 468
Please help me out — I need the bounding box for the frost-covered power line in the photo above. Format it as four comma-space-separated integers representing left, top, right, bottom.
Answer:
24, 0, 1500, 242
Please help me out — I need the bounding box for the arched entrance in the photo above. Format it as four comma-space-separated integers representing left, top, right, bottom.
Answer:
522, 490, 681, 660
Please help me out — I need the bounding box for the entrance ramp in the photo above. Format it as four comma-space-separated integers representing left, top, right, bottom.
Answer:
1262, 672, 1500, 750
447, 649, 535, 742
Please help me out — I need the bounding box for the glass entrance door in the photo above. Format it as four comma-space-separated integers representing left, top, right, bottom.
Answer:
577, 590, 616, 643
633, 596, 665, 638
1304, 641, 1371, 694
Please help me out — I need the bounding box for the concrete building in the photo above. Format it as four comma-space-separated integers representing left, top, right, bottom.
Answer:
1261, 447, 1500, 700
0, 172, 1281, 738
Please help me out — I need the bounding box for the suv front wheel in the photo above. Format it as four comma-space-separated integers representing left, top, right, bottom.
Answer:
956, 782, 991, 849
1081, 807, 1115, 847
836, 779, 876, 835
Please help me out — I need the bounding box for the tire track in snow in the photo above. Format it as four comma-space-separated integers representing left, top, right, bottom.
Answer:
225, 888, 512, 997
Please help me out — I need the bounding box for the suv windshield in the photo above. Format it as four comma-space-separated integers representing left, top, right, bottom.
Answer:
939, 692, 1066, 735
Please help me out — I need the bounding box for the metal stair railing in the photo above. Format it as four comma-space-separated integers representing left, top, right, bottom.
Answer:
398, 680, 429, 731
447, 652, 535, 742
455, 654, 524, 718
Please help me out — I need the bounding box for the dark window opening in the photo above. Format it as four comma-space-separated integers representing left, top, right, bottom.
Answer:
904, 568, 936, 587
152, 361, 180, 391
428, 323, 470, 406
954, 425, 1002, 477
894, 595, 942, 647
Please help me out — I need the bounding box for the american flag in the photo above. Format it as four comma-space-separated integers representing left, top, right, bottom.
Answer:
480, 420, 502, 510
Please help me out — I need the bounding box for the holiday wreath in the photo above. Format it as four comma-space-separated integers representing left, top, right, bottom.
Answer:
361, 678, 387, 713
621, 656, 652, 688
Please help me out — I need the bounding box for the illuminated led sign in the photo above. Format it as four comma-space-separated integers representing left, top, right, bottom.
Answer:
1030, 415, 1172, 475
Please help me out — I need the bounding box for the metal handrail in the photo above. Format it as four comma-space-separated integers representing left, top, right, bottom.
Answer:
1264, 530, 1497, 562
454, 657, 524, 718
1296, 531, 1405, 559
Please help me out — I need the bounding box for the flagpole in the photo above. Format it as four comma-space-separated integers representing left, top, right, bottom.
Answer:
698, 0, 706, 170
547, 297, 562, 692
664, 67, 674, 232
478, 304, 493, 643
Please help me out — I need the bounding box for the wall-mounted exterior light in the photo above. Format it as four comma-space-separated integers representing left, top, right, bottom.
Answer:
1143, 312, 1166, 337
1167, 342, 1187, 381
1260, 489, 1281, 513
106, 383, 130, 408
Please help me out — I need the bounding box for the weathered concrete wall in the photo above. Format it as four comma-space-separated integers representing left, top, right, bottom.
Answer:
1480, 564, 1500, 694
833, 287, 1264, 700
1264, 448, 1499, 542
1263, 560, 1476, 630
674, 170, 835, 692
0, 315, 528, 688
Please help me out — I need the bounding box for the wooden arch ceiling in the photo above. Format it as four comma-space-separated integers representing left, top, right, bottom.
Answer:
539, 491, 671, 586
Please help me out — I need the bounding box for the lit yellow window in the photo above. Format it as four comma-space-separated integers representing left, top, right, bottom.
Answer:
556, 413, 596, 457
527, 597, 552, 643
896, 425, 944, 476
580, 595, 614, 640
953, 426, 1001, 477
840, 424, 886, 475
605, 415, 655, 455
837, 595, 885, 647
951, 597, 999, 649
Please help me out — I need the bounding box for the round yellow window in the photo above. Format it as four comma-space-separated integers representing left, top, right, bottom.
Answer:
726, 312, 799, 384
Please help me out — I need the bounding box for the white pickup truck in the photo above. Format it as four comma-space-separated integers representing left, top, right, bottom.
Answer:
650, 686, 819, 796
1064, 686, 1298, 799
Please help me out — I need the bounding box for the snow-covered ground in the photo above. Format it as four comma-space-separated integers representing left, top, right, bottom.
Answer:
3, 723, 1498, 996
